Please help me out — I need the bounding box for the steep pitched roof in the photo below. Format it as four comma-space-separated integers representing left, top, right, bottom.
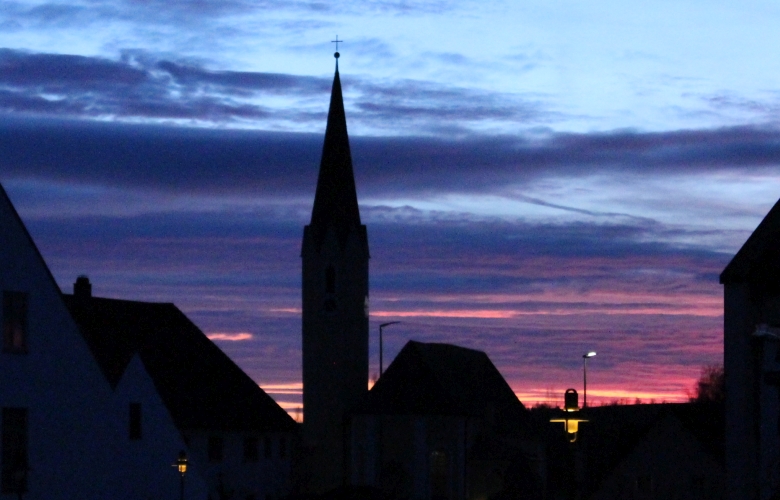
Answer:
305, 66, 365, 252
721, 197, 780, 284
63, 293, 297, 433
355, 340, 526, 421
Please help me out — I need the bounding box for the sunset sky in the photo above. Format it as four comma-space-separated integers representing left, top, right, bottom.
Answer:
1, 0, 779, 413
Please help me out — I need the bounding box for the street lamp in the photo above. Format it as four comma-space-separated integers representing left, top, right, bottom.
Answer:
550, 388, 588, 442
172, 449, 188, 500
583, 351, 596, 407
379, 322, 400, 377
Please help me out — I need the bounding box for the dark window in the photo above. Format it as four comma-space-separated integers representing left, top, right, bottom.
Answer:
635, 474, 653, 494
129, 403, 142, 440
1, 408, 28, 494
264, 436, 272, 459
430, 451, 448, 500
208, 436, 224, 462
325, 266, 335, 294
243, 437, 259, 462
279, 437, 287, 459
2, 292, 28, 354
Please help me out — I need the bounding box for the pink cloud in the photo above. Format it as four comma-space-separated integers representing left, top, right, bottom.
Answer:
206, 332, 254, 341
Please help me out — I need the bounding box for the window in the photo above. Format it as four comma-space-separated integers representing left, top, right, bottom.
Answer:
264, 436, 272, 459
635, 474, 653, 497
2, 292, 28, 354
1, 408, 28, 494
243, 437, 259, 462
279, 437, 287, 459
430, 451, 449, 500
325, 266, 335, 294
208, 436, 224, 462
129, 403, 142, 440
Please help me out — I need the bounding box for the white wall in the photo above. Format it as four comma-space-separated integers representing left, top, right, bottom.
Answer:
0, 186, 205, 499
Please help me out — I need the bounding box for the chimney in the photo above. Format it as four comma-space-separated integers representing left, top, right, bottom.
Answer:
74, 275, 92, 299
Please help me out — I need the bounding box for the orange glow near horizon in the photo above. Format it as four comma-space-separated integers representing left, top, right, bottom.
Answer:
206, 332, 254, 341
262, 380, 696, 423
514, 386, 692, 407
259, 382, 302, 395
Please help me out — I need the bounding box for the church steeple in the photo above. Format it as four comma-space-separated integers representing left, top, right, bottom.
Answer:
300, 54, 369, 493
308, 65, 362, 250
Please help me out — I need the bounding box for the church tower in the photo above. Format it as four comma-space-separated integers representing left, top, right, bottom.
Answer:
301, 53, 369, 492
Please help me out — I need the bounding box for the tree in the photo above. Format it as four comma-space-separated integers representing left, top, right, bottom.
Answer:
692, 364, 725, 403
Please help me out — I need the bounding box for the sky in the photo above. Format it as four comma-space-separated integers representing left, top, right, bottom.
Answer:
1, 0, 779, 415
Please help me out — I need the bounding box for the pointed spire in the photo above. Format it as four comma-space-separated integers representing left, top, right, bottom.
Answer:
308, 62, 362, 250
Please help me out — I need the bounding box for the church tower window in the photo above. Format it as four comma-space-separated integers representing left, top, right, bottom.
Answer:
325, 266, 335, 294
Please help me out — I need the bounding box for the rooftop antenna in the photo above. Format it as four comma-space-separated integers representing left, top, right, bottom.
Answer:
331, 36, 342, 68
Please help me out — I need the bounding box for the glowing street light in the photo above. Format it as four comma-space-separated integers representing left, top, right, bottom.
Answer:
172, 450, 188, 500
550, 389, 588, 442
583, 351, 596, 407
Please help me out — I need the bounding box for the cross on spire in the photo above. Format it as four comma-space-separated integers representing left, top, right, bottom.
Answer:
331, 36, 343, 51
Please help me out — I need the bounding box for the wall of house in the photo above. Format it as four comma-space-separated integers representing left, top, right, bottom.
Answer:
183, 429, 294, 499
113, 356, 208, 499
590, 416, 724, 500
724, 284, 780, 500
0, 188, 206, 499
349, 414, 467, 500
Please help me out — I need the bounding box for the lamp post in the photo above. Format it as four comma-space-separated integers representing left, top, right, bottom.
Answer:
379, 322, 400, 377
582, 351, 596, 408
172, 449, 188, 500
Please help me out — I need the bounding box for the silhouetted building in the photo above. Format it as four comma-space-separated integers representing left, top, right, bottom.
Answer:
62, 278, 297, 500
0, 183, 208, 498
301, 58, 370, 493
721, 197, 780, 500
565, 402, 724, 500
349, 341, 541, 500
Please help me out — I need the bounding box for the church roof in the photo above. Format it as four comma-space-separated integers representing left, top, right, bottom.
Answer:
720, 197, 780, 285
62, 292, 297, 433
355, 340, 526, 421
306, 66, 365, 251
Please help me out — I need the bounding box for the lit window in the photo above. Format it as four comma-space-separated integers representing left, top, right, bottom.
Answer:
2, 292, 28, 354
129, 403, 142, 440
1, 408, 28, 494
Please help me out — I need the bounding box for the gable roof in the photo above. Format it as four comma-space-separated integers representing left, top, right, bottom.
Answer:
0, 182, 66, 299
355, 340, 526, 421
721, 197, 780, 284
63, 292, 297, 433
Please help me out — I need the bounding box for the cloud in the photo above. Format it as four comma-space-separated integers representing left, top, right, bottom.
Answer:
0, 49, 554, 132
2, 111, 780, 200
11, 182, 728, 404
207, 332, 254, 341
